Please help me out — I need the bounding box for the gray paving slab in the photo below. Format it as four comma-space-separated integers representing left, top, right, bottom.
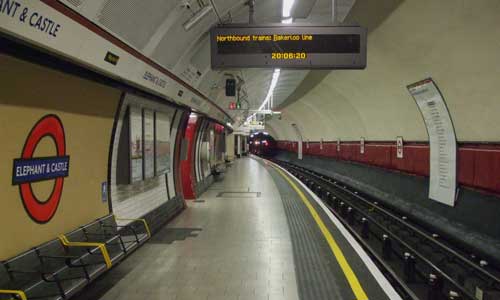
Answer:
72, 158, 299, 300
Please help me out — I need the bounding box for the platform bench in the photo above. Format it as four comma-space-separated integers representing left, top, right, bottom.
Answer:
0, 215, 150, 300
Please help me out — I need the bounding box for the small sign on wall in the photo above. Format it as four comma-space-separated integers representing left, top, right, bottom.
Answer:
396, 136, 404, 159
337, 139, 341, 152
104, 51, 120, 66
360, 138, 365, 154
101, 182, 108, 203
320, 138, 324, 150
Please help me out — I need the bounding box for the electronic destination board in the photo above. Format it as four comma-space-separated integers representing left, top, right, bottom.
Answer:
210, 24, 367, 69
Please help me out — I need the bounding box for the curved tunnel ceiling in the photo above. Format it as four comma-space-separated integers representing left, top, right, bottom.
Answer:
59, 0, 499, 144
60, 0, 356, 126
268, 0, 500, 143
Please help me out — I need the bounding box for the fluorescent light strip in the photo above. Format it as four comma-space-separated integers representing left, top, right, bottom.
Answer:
282, 0, 296, 18
247, 0, 295, 123
247, 69, 281, 122
259, 68, 281, 111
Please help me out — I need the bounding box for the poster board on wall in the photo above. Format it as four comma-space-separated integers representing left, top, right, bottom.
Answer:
129, 106, 143, 183
143, 109, 155, 179
407, 78, 457, 207
155, 112, 171, 175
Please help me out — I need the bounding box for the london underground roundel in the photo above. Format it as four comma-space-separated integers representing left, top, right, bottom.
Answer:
12, 115, 70, 223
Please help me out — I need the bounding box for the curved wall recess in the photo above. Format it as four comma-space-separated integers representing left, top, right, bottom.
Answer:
109, 93, 180, 222
291, 123, 303, 160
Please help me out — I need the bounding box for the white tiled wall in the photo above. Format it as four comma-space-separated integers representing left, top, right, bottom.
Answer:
110, 93, 179, 224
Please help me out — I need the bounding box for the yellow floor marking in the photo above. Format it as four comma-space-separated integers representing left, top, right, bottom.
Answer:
272, 164, 369, 300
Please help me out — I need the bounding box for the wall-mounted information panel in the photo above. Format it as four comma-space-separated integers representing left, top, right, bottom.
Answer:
210, 24, 367, 69
408, 78, 457, 207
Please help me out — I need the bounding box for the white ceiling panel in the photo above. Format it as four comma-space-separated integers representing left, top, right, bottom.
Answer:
57, 0, 357, 123
98, 0, 177, 50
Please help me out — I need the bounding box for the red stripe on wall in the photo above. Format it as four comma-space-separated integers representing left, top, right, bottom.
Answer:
278, 141, 500, 195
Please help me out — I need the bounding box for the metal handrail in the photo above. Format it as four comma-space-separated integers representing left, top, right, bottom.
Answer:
58, 235, 112, 269
0, 290, 27, 300
113, 215, 151, 238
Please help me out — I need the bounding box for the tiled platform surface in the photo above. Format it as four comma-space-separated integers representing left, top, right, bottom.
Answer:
72, 157, 299, 300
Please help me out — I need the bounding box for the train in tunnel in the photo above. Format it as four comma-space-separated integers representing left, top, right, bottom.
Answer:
249, 132, 277, 157
1, 1, 500, 300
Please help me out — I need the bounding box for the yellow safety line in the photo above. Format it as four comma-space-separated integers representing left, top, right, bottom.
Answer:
271, 164, 369, 300
58, 235, 112, 269
113, 215, 151, 238
0, 290, 27, 300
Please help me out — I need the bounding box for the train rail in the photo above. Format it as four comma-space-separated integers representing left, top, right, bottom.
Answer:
271, 159, 500, 300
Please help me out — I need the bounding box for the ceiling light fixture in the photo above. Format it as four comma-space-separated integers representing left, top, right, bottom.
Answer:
245, 0, 295, 123
247, 68, 281, 122
282, 0, 296, 19
183, 5, 213, 31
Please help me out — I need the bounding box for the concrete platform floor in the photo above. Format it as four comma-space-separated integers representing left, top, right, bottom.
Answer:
73, 157, 299, 300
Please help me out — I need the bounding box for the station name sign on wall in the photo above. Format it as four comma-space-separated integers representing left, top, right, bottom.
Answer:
210, 24, 367, 69
12, 115, 69, 223
0, 0, 62, 37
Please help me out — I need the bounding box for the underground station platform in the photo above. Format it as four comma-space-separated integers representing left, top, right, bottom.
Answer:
2, 1, 500, 300
64, 157, 399, 300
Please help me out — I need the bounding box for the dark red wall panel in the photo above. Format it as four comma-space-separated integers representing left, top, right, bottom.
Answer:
472, 148, 500, 192
275, 140, 500, 195
457, 148, 475, 186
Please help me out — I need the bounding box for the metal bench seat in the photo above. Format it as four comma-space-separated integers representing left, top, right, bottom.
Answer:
0, 214, 150, 300
1, 241, 90, 300
91, 215, 150, 254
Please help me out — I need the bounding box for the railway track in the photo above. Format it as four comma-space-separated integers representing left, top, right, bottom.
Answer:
271, 159, 500, 300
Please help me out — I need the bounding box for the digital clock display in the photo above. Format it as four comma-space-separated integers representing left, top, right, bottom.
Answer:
271, 52, 307, 60
211, 25, 367, 69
